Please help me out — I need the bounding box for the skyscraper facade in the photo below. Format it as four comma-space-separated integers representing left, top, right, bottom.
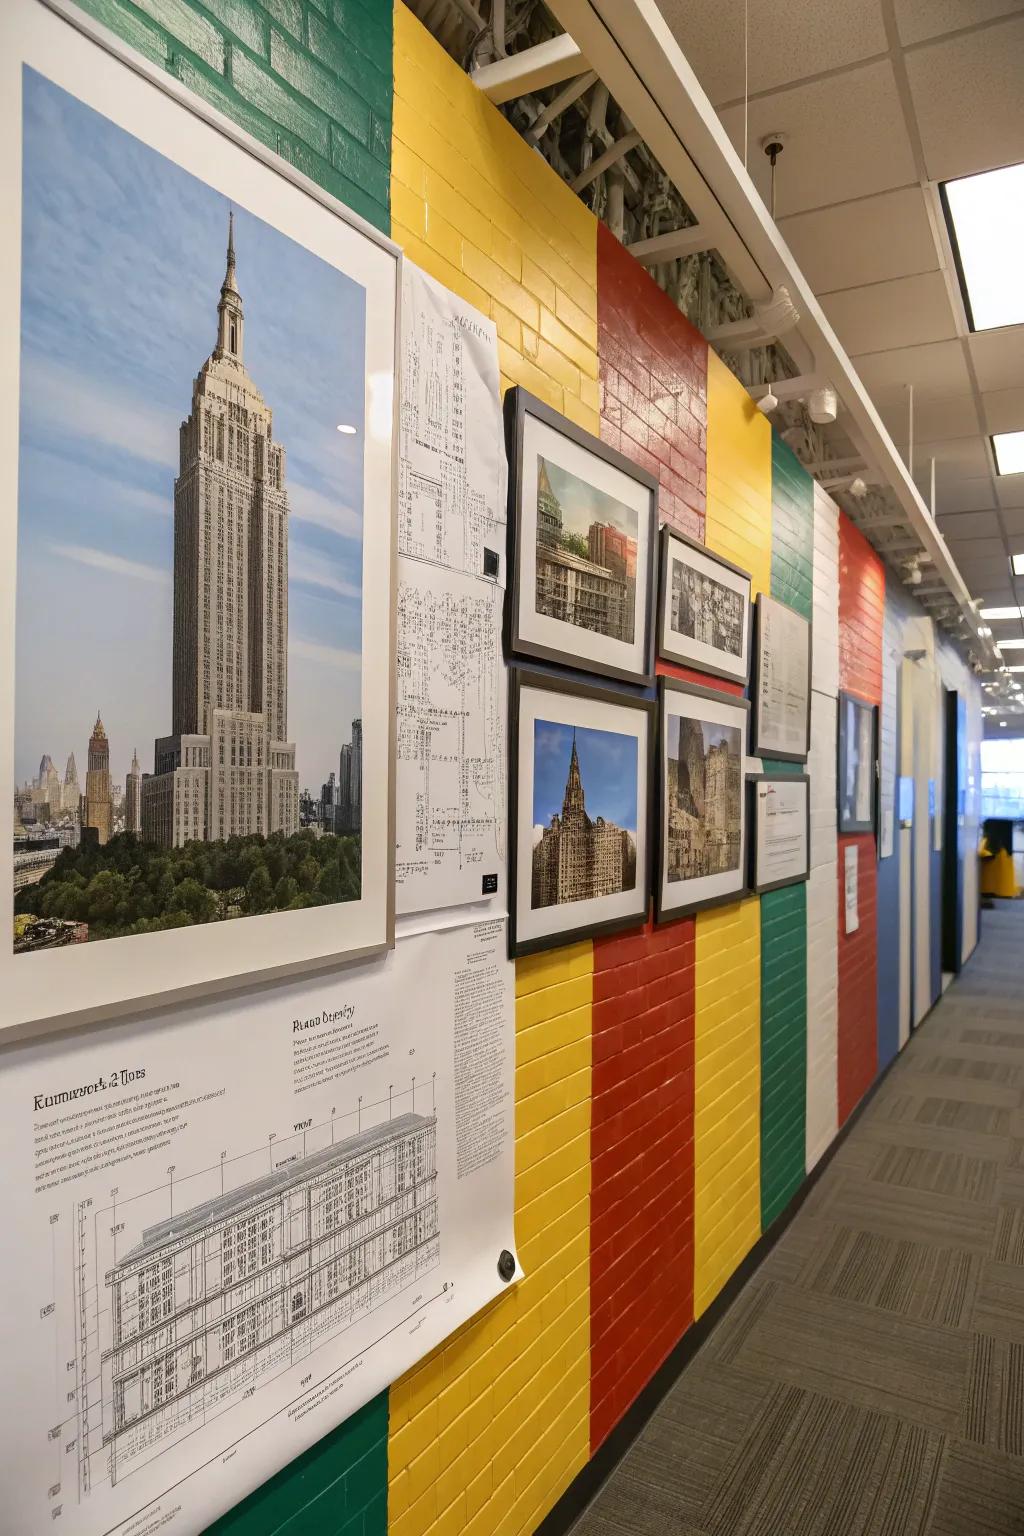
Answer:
142, 215, 299, 848
125, 749, 142, 835
83, 712, 113, 845
531, 733, 636, 908
63, 753, 80, 814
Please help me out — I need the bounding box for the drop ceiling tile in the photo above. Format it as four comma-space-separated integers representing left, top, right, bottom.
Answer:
657, 0, 887, 104
717, 62, 917, 218
927, 476, 997, 514
1001, 507, 1024, 536
913, 437, 991, 480
878, 391, 980, 442
821, 271, 957, 354
777, 188, 938, 292
997, 474, 1024, 506
983, 388, 1024, 434
905, 17, 1024, 179
895, 0, 1024, 46
947, 537, 1008, 562
970, 330, 1024, 392
939, 510, 1002, 538
851, 339, 972, 397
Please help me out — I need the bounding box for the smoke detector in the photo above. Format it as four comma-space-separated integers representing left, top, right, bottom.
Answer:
756, 389, 779, 415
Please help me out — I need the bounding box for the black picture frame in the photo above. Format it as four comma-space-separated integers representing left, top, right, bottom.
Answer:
504, 386, 658, 686
748, 773, 811, 894
508, 667, 654, 957
750, 593, 812, 763
655, 524, 752, 685
837, 691, 879, 835
655, 675, 750, 923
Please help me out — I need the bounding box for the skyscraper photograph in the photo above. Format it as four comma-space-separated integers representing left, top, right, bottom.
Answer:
12, 70, 368, 951
665, 716, 742, 882
534, 456, 639, 644
531, 720, 638, 909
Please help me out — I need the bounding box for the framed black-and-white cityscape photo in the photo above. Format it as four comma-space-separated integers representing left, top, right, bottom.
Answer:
509, 670, 652, 956
749, 774, 810, 894
838, 692, 879, 835
656, 678, 749, 922
505, 388, 657, 685
751, 594, 812, 762
656, 527, 751, 684
0, 0, 398, 1034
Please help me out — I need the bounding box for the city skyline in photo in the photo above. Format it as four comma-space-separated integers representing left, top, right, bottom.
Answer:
15, 67, 366, 795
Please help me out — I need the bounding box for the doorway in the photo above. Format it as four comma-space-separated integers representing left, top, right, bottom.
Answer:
941, 688, 966, 976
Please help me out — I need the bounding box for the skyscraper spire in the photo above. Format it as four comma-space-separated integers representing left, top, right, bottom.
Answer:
562, 730, 586, 819
216, 209, 244, 360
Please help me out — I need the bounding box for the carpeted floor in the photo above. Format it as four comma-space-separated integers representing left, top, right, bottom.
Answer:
575, 900, 1024, 1536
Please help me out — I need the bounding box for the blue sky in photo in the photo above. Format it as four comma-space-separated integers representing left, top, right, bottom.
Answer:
15, 67, 366, 790
541, 456, 638, 540
533, 719, 638, 833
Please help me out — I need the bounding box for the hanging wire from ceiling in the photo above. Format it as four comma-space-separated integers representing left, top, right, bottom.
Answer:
743, 0, 749, 172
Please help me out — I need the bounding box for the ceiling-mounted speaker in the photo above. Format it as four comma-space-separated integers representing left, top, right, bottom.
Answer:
808, 386, 838, 424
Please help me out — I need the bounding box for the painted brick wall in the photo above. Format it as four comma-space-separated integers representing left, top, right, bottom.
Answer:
837, 512, 884, 1124
589, 921, 694, 1451
391, 5, 597, 430
587, 231, 706, 1451
759, 437, 813, 1226
806, 485, 840, 1169
693, 353, 770, 1316
388, 13, 596, 1536
596, 222, 706, 540
74, 0, 393, 231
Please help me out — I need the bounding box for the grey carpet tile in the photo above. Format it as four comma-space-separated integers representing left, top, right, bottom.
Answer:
855, 1113, 1012, 1164
927, 1442, 1024, 1535
811, 1175, 999, 1253
573, 1481, 710, 1536
698, 1385, 944, 1536
914, 1097, 1013, 1136
971, 1259, 1024, 1343
797, 1227, 978, 1330
900, 1055, 1023, 1088
869, 1143, 998, 1202
992, 1205, 1024, 1265
963, 1030, 1024, 1049
705, 1284, 971, 1434
619, 1368, 772, 1512
961, 1334, 1024, 1456
871, 1069, 1021, 1109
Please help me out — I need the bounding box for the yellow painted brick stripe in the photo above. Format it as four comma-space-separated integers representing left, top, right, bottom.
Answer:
705, 350, 772, 598
694, 898, 762, 1315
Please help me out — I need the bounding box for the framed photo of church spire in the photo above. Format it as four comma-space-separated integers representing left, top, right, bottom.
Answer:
504, 388, 657, 685
509, 670, 653, 956
655, 677, 749, 922
0, 0, 398, 1034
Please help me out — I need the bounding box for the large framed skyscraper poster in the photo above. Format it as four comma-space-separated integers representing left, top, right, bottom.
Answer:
0, 0, 398, 1036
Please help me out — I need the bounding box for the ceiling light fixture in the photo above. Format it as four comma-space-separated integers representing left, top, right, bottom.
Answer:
336, 423, 357, 435
980, 606, 1024, 620
1012, 553, 1024, 575
994, 433, 1024, 476
941, 162, 1024, 331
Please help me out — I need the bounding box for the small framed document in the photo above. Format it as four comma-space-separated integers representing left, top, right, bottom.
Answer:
838, 692, 879, 835
748, 774, 810, 893
751, 595, 812, 762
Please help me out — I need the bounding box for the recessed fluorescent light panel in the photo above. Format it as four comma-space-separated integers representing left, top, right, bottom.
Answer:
1013, 552, 1024, 575
981, 606, 1024, 620
996, 638, 1024, 650
942, 163, 1024, 331
995, 434, 1024, 476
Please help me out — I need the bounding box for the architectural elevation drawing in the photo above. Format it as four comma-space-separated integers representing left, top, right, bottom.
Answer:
76, 1110, 438, 1490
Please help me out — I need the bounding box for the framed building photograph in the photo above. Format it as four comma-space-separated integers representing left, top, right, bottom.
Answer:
838, 692, 879, 835
505, 387, 657, 685
0, 0, 398, 1034
656, 678, 748, 922
748, 774, 810, 894
509, 670, 652, 956
656, 527, 752, 684
751, 594, 812, 762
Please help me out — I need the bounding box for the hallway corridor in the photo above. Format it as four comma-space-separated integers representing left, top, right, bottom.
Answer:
575, 901, 1024, 1536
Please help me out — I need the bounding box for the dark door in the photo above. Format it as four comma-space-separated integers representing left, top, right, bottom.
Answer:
941, 689, 966, 973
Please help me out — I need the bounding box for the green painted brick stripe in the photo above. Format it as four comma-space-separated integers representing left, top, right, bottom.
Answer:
760, 436, 815, 1231
70, 0, 393, 233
